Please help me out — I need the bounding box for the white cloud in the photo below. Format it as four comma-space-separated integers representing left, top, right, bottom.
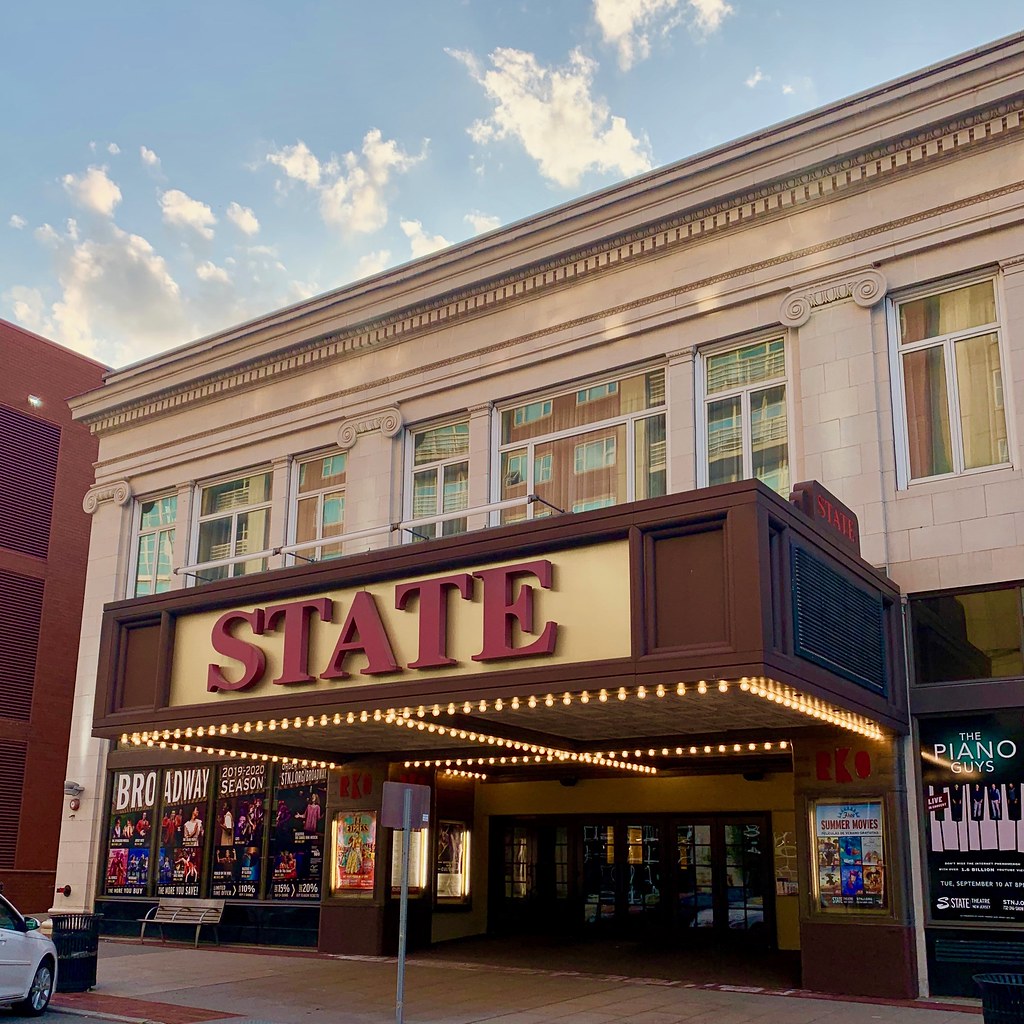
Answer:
247, 244, 278, 257
267, 141, 322, 186
108, 143, 120, 155
268, 130, 425, 236
62, 166, 122, 217
8, 214, 26, 229
688, 0, 733, 34
34, 223, 60, 246
781, 76, 816, 101
400, 219, 451, 259
140, 145, 161, 168
782, 84, 793, 95
464, 211, 501, 234
226, 201, 260, 236
196, 260, 230, 284
355, 250, 392, 278
160, 189, 217, 240
593, 0, 681, 70
451, 47, 652, 189
745, 67, 767, 88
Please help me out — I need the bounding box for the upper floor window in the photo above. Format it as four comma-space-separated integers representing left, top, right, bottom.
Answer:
892, 277, 1009, 483
699, 336, 789, 495
292, 452, 346, 561
196, 472, 272, 580
408, 421, 469, 540
133, 495, 176, 596
499, 368, 666, 521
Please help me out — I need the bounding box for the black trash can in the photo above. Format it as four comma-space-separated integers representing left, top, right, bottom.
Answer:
974, 974, 1024, 1024
50, 913, 103, 993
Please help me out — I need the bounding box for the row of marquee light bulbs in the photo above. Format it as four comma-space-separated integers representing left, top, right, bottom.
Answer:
122, 675, 883, 778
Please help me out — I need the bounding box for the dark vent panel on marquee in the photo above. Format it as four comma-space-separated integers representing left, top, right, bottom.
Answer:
791, 545, 886, 695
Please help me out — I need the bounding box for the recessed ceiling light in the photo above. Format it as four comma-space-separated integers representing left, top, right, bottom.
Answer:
27, 395, 43, 408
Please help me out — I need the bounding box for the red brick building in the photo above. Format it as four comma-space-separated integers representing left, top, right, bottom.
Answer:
0, 321, 106, 910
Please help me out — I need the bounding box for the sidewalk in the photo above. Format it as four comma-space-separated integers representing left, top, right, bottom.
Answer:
50, 940, 982, 1024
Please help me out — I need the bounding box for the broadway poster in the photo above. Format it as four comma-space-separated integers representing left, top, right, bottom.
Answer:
157, 766, 211, 897
211, 763, 267, 899
270, 766, 328, 901
920, 711, 1024, 922
105, 769, 158, 896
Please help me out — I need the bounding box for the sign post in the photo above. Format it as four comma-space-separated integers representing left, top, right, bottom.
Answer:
381, 782, 430, 1024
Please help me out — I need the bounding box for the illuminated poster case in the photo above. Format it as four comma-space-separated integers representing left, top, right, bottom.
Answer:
332, 811, 377, 894
813, 800, 887, 911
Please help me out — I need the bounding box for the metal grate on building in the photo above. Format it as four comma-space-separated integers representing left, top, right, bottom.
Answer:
0, 404, 61, 559
0, 740, 27, 869
0, 570, 44, 720
791, 545, 887, 695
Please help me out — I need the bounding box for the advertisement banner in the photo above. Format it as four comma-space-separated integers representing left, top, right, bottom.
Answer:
814, 801, 886, 910
105, 769, 158, 896
157, 766, 211, 897
211, 763, 267, 899
333, 811, 376, 893
270, 766, 328, 901
920, 712, 1024, 922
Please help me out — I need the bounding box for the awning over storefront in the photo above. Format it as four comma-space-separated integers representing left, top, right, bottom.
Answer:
95, 480, 906, 777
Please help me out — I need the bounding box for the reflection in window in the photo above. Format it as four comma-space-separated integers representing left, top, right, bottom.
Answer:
703, 338, 788, 495
294, 453, 347, 561
895, 279, 1008, 482
134, 495, 176, 596
409, 422, 469, 540
197, 473, 272, 580
912, 586, 1024, 683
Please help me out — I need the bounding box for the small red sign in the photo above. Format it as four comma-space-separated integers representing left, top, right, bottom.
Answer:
789, 480, 860, 555
927, 791, 949, 813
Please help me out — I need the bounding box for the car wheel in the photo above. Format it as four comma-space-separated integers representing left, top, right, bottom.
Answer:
13, 960, 54, 1016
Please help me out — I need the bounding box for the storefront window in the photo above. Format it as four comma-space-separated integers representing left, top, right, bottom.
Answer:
911, 586, 1024, 683
499, 368, 666, 522
133, 495, 176, 596
292, 453, 346, 562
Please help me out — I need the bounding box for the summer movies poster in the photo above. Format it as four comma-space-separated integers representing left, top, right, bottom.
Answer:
211, 763, 266, 899
157, 766, 211, 897
334, 811, 376, 892
270, 766, 328, 901
815, 801, 886, 910
920, 712, 1024, 923
105, 769, 157, 896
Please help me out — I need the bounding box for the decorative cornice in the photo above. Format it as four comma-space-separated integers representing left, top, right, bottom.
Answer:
83, 480, 133, 515
336, 406, 403, 451
780, 268, 888, 327
82, 97, 1024, 436
999, 254, 1024, 275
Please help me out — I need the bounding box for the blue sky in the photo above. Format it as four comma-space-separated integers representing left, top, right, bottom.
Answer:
2, 1, 1021, 368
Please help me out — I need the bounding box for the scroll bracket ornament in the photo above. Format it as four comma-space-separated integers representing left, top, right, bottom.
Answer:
83, 479, 133, 515
336, 406, 403, 452
780, 268, 888, 327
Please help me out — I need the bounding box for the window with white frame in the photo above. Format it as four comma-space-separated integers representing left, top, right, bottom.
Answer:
133, 495, 176, 596
195, 472, 273, 580
292, 452, 347, 561
700, 337, 789, 495
499, 368, 666, 521
891, 277, 1009, 483
408, 421, 469, 540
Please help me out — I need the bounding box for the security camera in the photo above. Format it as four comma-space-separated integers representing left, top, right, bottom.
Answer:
63, 781, 85, 797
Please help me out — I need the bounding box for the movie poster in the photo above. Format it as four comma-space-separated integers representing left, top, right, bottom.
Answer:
157, 766, 211, 897
814, 801, 886, 910
435, 822, 468, 899
105, 769, 158, 896
920, 712, 1024, 923
211, 763, 267, 899
270, 766, 328, 901
333, 811, 376, 893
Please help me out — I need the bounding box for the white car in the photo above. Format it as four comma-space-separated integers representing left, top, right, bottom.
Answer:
0, 895, 57, 1015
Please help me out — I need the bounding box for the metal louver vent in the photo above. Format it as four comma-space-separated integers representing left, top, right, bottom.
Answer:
0, 571, 44, 720
791, 545, 886, 695
0, 741, 26, 868
0, 405, 61, 559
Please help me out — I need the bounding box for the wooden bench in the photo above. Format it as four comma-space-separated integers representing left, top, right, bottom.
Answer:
140, 898, 224, 948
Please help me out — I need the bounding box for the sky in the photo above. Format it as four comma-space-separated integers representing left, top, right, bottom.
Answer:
2, 2, 1021, 369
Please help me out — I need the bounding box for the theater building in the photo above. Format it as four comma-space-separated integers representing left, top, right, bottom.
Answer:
55, 33, 1024, 999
